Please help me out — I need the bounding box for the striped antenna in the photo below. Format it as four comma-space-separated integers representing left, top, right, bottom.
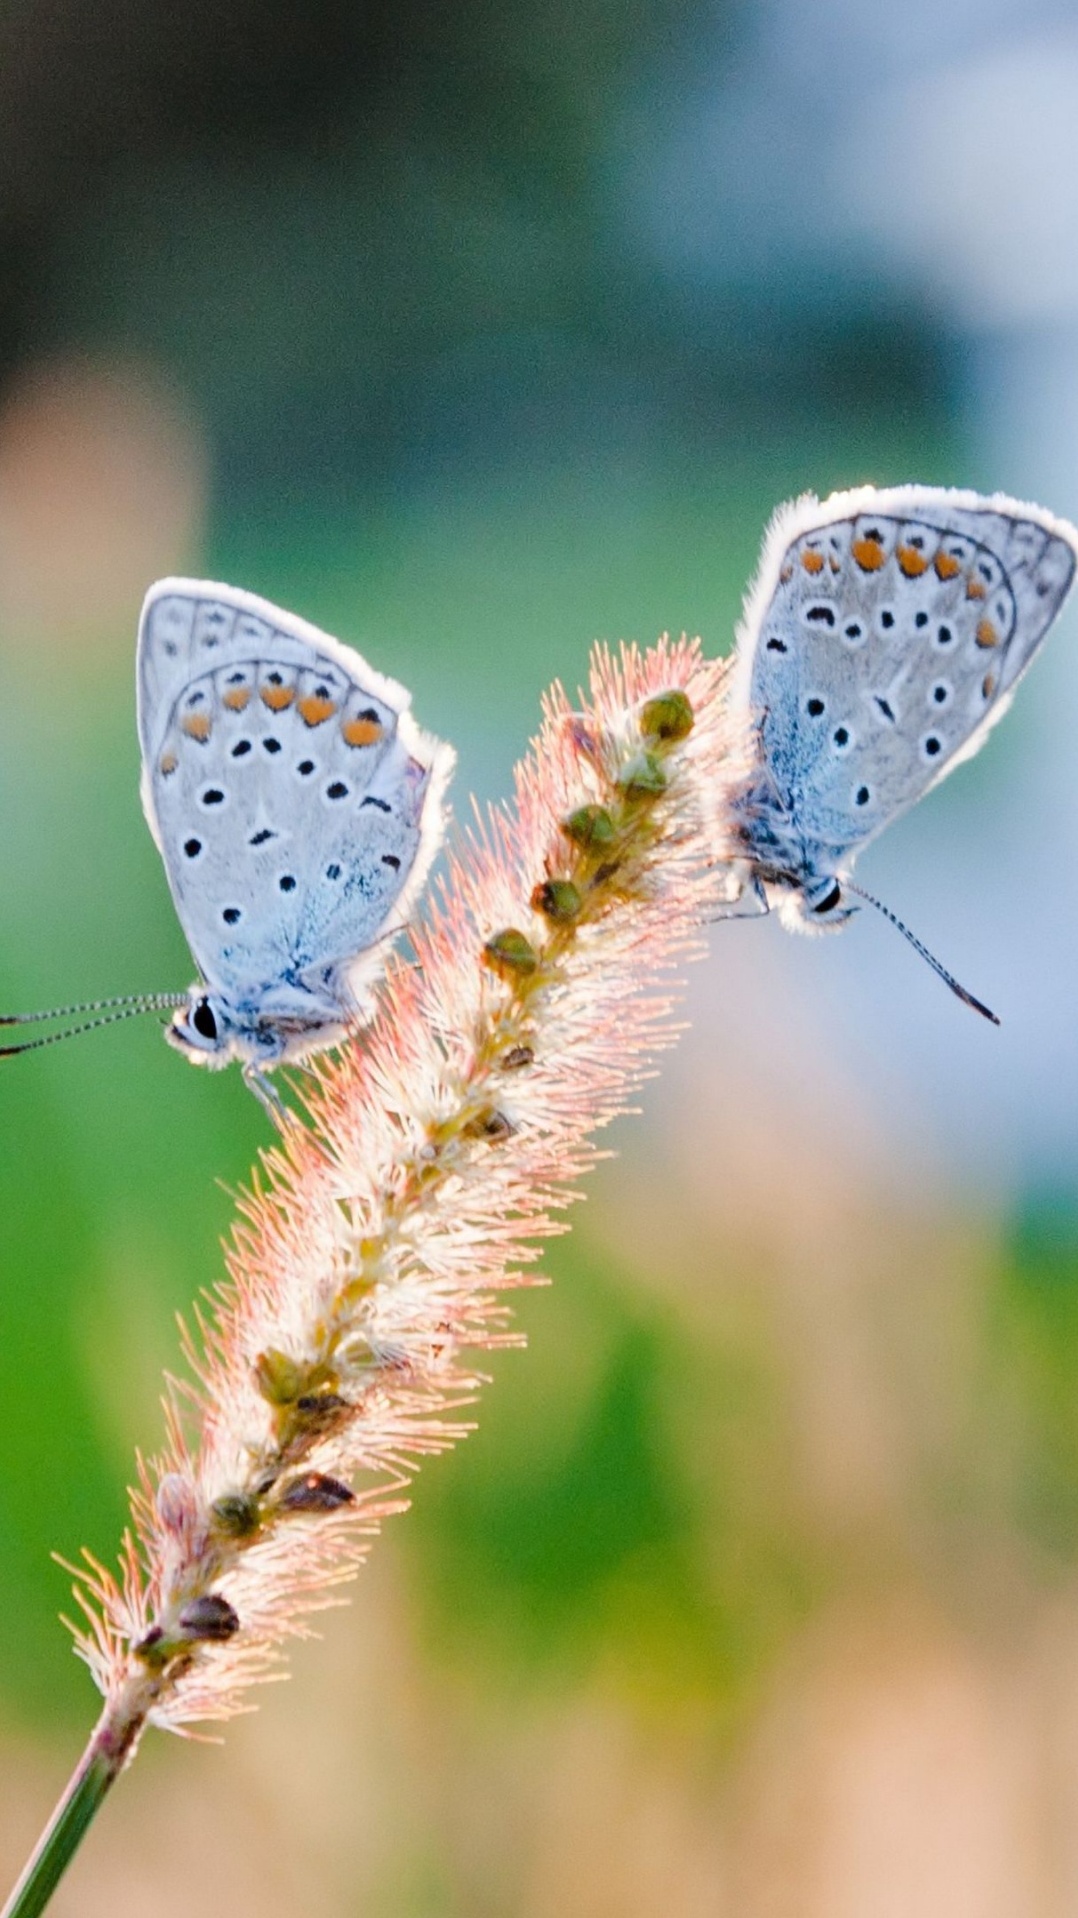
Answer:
845, 881, 999, 1026
0, 993, 187, 1057
0, 992, 186, 1027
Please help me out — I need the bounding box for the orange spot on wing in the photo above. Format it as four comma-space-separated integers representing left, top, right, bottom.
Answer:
223, 686, 250, 711
829, 555, 841, 572
780, 564, 793, 583
159, 751, 178, 775
261, 685, 295, 711
975, 617, 999, 648
934, 551, 961, 580
897, 545, 929, 577
342, 716, 383, 748
852, 537, 885, 571
182, 712, 212, 742
800, 549, 825, 574
966, 576, 987, 600
982, 671, 997, 698
298, 695, 338, 727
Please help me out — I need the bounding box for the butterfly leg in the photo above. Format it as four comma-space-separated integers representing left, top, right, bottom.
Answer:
709, 872, 771, 925
243, 1062, 291, 1130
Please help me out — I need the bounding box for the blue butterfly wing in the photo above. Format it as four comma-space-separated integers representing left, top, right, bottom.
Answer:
735, 488, 1078, 874
138, 581, 451, 1011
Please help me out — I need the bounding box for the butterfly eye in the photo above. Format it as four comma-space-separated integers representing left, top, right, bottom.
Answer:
811, 883, 843, 915
192, 999, 218, 1041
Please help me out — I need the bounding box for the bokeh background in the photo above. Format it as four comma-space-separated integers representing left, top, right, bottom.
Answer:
4, 2, 1078, 1911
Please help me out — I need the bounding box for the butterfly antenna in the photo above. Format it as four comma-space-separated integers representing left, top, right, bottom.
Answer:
845, 881, 1000, 1026
0, 992, 186, 1029
0, 998, 187, 1057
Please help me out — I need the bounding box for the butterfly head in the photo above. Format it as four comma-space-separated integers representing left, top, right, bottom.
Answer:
776, 873, 858, 935
166, 990, 274, 1070
166, 983, 352, 1070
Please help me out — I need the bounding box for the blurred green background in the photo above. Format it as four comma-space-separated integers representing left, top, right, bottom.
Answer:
4, 2, 1078, 1911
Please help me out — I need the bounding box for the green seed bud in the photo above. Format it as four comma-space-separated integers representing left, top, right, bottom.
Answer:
563, 804, 616, 850
640, 690, 694, 742
211, 1492, 260, 1537
483, 928, 539, 978
254, 1347, 305, 1406
531, 879, 582, 923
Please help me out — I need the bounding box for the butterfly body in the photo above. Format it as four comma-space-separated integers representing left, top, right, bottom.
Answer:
138, 578, 453, 1105
726, 486, 1078, 934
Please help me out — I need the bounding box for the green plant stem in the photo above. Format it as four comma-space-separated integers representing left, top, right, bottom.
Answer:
1, 1699, 146, 1918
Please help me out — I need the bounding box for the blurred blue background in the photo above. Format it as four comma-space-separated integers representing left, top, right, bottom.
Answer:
5, 1, 1078, 1911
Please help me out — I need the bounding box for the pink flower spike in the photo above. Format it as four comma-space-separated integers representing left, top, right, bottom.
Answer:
69, 635, 736, 1742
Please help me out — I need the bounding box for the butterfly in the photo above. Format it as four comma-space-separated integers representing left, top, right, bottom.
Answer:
1, 580, 454, 1116
723, 485, 1078, 1018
